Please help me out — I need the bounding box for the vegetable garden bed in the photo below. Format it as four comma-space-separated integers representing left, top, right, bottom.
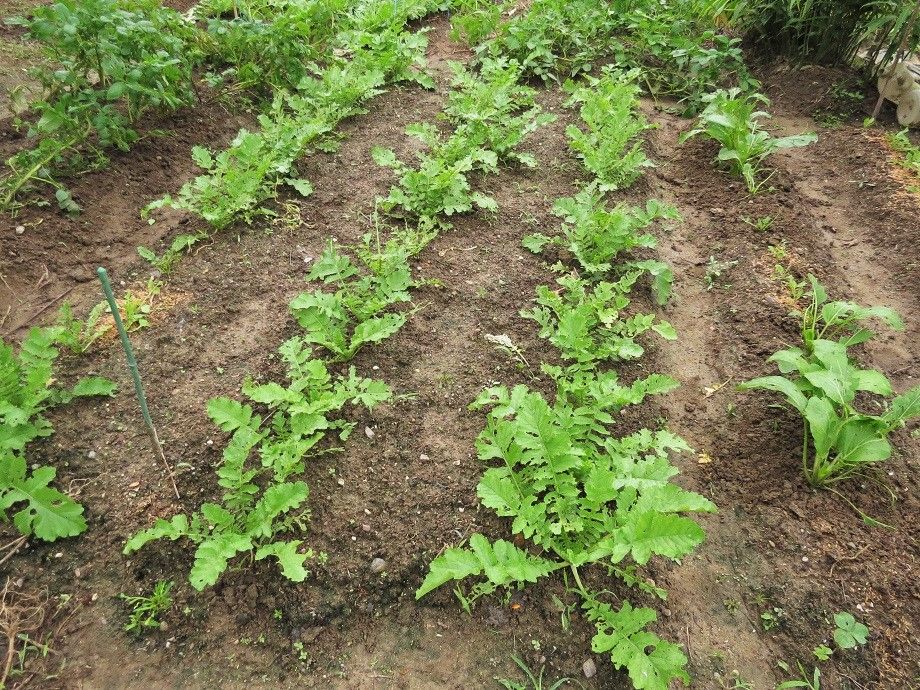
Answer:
1, 2, 919, 688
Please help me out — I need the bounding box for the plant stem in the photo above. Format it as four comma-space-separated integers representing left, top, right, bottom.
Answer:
802, 419, 812, 484
97, 267, 180, 499
569, 564, 589, 600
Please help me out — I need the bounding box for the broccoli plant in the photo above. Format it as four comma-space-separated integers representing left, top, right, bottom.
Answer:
1, 328, 116, 541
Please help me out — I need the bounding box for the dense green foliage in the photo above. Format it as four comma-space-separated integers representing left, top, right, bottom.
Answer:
418, 53, 708, 689
739, 0, 920, 72
145, 0, 437, 231
126, 20, 547, 590
3, 0, 202, 210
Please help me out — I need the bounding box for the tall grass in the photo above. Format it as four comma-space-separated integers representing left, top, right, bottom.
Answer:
739, 0, 920, 74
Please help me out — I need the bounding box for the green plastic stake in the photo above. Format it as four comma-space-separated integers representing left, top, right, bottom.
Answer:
97, 267, 179, 499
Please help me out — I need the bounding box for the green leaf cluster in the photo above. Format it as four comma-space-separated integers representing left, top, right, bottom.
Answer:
741, 275, 920, 486
680, 88, 817, 193
125, 336, 391, 589
564, 68, 653, 192
373, 57, 551, 228
522, 274, 676, 367
418, 19, 709, 687
1, 328, 117, 541
290, 239, 413, 362
524, 189, 677, 304
146, 0, 436, 230
202, 0, 353, 96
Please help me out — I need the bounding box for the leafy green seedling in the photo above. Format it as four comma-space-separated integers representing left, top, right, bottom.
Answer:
680, 88, 817, 193
121, 581, 173, 635
833, 612, 868, 649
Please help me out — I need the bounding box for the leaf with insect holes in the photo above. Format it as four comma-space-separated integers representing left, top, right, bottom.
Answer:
285, 178, 313, 197
308, 241, 358, 284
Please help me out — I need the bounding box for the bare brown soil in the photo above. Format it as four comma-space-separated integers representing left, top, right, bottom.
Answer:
1, 15, 919, 690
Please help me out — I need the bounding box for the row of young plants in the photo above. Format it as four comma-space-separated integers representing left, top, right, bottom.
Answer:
451, 0, 757, 115
123, 53, 555, 589
415, 68, 713, 689
141, 0, 442, 237
1, 0, 377, 214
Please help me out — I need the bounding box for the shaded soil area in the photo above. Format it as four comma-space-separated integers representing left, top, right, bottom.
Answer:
2, 20, 919, 690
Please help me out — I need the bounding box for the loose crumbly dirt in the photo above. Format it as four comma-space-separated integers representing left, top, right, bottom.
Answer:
1, 13, 918, 690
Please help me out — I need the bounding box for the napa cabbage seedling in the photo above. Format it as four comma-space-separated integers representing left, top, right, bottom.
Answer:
1, 328, 116, 541
740, 276, 919, 486
125, 336, 391, 589
680, 88, 817, 193
564, 68, 653, 192
521, 274, 676, 367
524, 189, 677, 303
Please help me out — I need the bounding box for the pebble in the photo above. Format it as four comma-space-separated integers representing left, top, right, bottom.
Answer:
361, 524, 371, 532
87, 450, 97, 459
420, 453, 429, 461
337, 478, 345, 487
15, 225, 24, 235
369, 557, 386, 573
582, 659, 597, 679
364, 426, 376, 439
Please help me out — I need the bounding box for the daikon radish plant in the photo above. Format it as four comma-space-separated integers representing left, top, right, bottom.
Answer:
680, 88, 817, 193
1, 328, 116, 541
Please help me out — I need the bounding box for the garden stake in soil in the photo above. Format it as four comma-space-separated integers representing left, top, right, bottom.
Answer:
96, 267, 180, 499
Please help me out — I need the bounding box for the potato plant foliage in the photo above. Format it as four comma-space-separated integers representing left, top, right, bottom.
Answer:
3, 0, 202, 210
1, 328, 116, 541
